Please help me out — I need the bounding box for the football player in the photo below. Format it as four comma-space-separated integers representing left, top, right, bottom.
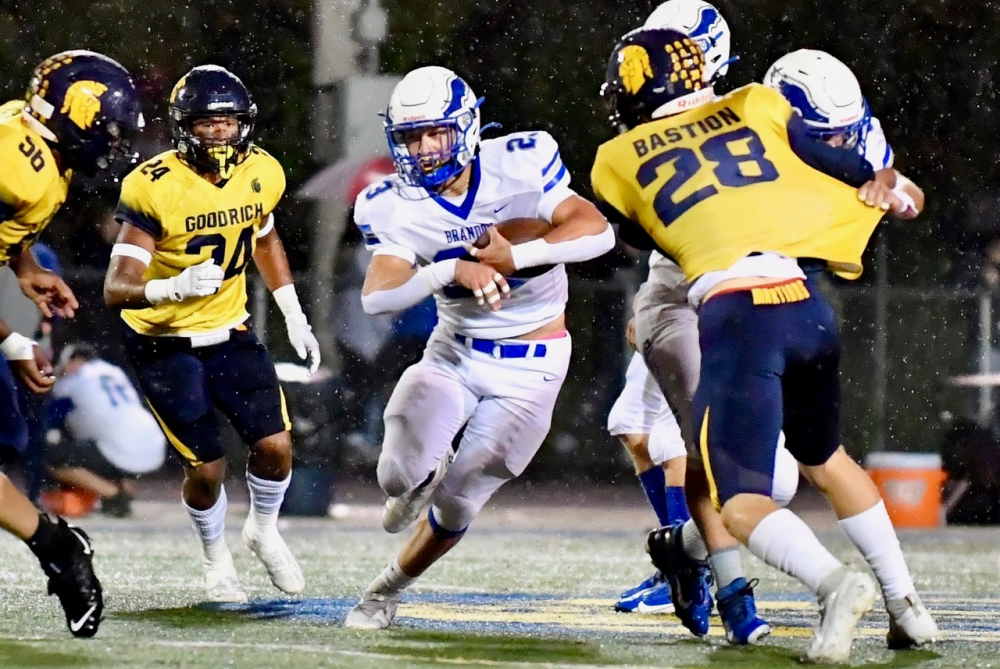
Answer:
0, 49, 144, 638
343, 66, 615, 629
606, 0, 796, 641
104, 65, 320, 603
592, 28, 934, 662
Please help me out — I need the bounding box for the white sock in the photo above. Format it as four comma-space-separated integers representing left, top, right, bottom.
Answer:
838, 500, 915, 600
681, 519, 709, 561
246, 471, 291, 533
747, 508, 843, 593
368, 558, 416, 595
184, 486, 228, 561
709, 547, 744, 591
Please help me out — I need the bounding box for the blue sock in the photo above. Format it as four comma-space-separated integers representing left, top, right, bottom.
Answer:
638, 467, 670, 526
666, 485, 691, 525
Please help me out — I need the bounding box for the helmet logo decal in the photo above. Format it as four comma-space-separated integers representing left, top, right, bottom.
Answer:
619, 45, 653, 95
666, 39, 705, 91
60, 80, 108, 130
169, 77, 187, 104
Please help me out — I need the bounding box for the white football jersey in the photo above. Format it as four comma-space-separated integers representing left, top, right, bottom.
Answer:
863, 116, 893, 171
355, 131, 576, 339
52, 360, 166, 474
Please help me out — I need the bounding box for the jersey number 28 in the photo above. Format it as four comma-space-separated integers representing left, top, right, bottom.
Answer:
638, 127, 779, 226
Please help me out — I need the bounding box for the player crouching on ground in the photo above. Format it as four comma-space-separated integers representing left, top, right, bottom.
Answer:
104, 66, 320, 603
344, 66, 614, 629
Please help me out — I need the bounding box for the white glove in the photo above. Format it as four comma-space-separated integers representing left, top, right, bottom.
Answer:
273, 284, 320, 375
285, 314, 321, 375
145, 260, 224, 304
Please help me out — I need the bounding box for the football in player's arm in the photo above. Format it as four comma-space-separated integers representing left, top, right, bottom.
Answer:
104, 65, 317, 605
0, 50, 145, 639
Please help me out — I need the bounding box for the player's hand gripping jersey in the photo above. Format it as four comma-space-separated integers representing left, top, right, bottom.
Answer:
592, 84, 885, 282
355, 131, 575, 339
115, 146, 285, 335
0, 101, 72, 265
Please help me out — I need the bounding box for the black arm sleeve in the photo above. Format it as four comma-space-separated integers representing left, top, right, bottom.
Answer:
596, 200, 658, 251
787, 114, 875, 187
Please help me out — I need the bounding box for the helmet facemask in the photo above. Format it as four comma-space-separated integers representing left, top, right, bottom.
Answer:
171, 110, 255, 179
386, 109, 477, 188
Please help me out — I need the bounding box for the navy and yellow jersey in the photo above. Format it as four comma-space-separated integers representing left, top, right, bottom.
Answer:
591, 83, 885, 282
116, 146, 285, 336
0, 100, 72, 265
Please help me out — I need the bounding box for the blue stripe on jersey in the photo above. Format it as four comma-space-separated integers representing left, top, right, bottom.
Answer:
115, 203, 163, 239
442, 276, 530, 299
542, 164, 568, 193
542, 150, 561, 176
881, 143, 893, 170
433, 247, 472, 262
430, 157, 481, 220
363, 234, 382, 247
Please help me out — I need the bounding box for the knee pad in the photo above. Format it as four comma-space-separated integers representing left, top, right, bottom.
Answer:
771, 433, 800, 507
428, 506, 467, 539
430, 493, 480, 533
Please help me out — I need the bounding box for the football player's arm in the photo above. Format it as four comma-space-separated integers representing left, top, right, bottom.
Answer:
361, 249, 509, 314
252, 225, 321, 374
9, 247, 78, 319
0, 317, 54, 394
104, 223, 223, 309
858, 169, 923, 219
787, 114, 875, 187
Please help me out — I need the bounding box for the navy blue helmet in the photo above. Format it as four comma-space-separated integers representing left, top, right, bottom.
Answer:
601, 28, 712, 132
22, 50, 144, 176
168, 66, 256, 177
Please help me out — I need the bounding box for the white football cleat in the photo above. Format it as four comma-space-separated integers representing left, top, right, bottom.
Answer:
344, 591, 402, 630
805, 571, 877, 664
202, 544, 248, 604
382, 452, 452, 534
242, 511, 305, 595
886, 593, 940, 649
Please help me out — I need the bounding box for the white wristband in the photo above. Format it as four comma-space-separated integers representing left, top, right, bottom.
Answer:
0, 332, 36, 361
416, 258, 458, 292
510, 239, 551, 271
144, 278, 176, 305
273, 284, 306, 324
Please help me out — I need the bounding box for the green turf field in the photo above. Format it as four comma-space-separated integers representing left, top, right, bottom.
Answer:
0, 497, 996, 668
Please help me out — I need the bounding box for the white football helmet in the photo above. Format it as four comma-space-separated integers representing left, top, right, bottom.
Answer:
645, 0, 733, 82
763, 49, 871, 150
383, 66, 482, 189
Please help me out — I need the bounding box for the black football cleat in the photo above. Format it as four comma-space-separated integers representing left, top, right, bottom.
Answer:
36, 518, 104, 637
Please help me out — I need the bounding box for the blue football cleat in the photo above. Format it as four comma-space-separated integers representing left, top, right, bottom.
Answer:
716, 577, 771, 645
615, 570, 666, 612
646, 524, 714, 636
635, 582, 675, 614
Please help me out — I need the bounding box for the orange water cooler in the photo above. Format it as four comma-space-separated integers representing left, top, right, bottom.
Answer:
866, 452, 946, 528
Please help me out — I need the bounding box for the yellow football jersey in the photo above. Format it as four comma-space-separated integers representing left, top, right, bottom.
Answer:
116, 146, 285, 336
591, 83, 885, 281
0, 100, 72, 265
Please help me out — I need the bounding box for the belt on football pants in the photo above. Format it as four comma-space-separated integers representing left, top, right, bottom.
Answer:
454, 333, 548, 359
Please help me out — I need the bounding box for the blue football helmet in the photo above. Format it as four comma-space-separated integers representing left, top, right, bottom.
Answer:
168, 65, 257, 178
22, 50, 143, 176
764, 50, 871, 151
645, 0, 735, 83
602, 28, 714, 132
383, 66, 483, 189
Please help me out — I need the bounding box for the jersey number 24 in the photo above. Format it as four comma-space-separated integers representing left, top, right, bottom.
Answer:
638, 127, 779, 226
